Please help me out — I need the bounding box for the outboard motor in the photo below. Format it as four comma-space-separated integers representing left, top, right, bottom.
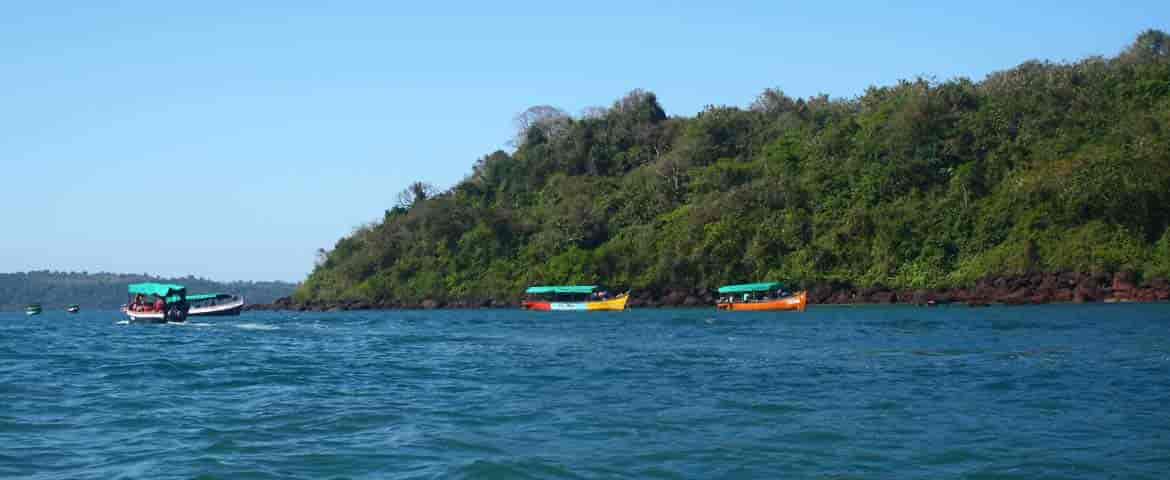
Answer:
165, 302, 190, 323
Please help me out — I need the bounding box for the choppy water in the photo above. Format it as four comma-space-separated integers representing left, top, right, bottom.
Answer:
2, 304, 1170, 479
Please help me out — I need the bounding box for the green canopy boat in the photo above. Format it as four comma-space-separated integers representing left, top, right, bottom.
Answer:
25, 304, 42, 316
715, 281, 807, 312
522, 285, 628, 311
123, 283, 190, 323
717, 282, 783, 294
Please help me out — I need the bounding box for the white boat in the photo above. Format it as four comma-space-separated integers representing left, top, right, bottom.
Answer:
187, 293, 245, 317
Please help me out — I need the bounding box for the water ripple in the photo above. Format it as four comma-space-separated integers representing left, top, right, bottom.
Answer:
2, 304, 1169, 478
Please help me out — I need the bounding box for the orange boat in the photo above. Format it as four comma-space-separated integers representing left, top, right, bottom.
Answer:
715, 282, 808, 312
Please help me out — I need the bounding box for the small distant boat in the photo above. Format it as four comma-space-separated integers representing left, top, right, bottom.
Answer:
184, 293, 245, 317
66, 304, 80, 313
25, 304, 42, 316
121, 283, 190, 323
716, 282, 808, 312
522, 285, 629, 311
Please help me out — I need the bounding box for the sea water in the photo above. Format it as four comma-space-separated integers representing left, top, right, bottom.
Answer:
2, 304, 1169, 479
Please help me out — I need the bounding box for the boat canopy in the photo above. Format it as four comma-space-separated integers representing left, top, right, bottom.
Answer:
525, 285, 598, 295
717, 282, 783, 294
168, 293, 230, 303
128, 283, 186, 298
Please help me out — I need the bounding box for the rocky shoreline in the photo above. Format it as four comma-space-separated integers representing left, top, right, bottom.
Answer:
246, 271, 1170, 312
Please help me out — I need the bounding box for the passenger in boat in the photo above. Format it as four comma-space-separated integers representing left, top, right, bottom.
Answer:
153, 297, 164, 313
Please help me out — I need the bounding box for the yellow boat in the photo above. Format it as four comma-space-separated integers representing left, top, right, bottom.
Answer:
522, 286, 629, 311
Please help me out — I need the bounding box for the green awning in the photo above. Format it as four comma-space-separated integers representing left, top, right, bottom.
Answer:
717, 282, 782, 294
188, 293, 229, 302
525, 285, 598, 295
168, 293, 229, 303
128, 283, 186, 298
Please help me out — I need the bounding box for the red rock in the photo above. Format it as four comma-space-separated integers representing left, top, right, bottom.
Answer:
1074, 284, 1100, 303
660, 290, 687, 306
1029, 290, 1054, 304
810, 283, 835, 304
1038, 274, 1060, 291
1112, 271, 1136, 293
1002, 288, 1032, 305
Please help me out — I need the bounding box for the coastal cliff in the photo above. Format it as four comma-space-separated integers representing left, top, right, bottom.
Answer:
292, 31, 1170, 310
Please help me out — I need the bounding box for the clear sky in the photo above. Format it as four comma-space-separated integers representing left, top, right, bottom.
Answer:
1, 2, 1165, 282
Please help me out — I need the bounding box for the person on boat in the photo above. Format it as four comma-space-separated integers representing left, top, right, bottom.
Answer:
153, 297, 165, 313
132, 294, 144, 311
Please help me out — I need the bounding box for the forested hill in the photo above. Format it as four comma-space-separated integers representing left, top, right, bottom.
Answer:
298, 30, 1170, 306
0, 271, 296, 311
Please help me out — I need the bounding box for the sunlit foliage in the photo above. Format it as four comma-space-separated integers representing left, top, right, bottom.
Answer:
298, 31, 1170, 304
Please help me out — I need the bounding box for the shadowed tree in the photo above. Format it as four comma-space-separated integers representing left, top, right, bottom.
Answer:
396, 181, 438, 210
512, 105, 571, 146
1120, 29, 1170, 63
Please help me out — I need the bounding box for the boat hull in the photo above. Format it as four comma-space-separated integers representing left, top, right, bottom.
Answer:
123, 309, 167, 323
121, 307, 190, 323
523, 294, 629, 311
717, 291, 808, 312
189, 299, 245, 317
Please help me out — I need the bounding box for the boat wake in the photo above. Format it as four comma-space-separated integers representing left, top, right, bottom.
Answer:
236, 323, 279, 331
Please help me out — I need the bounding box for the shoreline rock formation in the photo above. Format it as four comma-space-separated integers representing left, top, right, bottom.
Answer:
245, 271, 1170, 312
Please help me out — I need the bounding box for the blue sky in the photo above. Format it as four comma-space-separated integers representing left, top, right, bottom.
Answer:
1, 2, 1165, 282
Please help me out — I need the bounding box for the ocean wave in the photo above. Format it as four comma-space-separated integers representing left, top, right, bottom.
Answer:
235, 323, 280, 331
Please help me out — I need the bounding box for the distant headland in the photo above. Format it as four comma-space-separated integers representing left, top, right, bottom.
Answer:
0, 271, 296, 311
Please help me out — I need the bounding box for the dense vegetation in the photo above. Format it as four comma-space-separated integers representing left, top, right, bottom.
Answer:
298, 31, 1170, 305
0, 271, 296, 311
